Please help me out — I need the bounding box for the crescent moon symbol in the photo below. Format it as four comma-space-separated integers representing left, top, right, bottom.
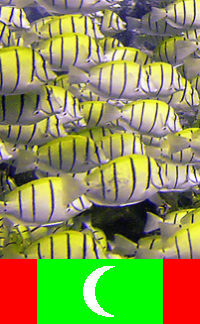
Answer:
83, 266, 115, 317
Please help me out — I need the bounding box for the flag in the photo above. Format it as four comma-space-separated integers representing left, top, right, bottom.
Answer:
1, 259, 199, 323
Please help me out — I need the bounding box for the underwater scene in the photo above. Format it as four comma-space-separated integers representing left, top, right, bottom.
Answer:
0, 0, 200, 259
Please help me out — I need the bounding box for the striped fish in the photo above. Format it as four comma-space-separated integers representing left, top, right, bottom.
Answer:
32, 135, 109, 173
0, 46, 56, 95
79, 101, 121, 127
144, 209, 196, 233
93, 9, 126, 37
141, 62, 186, 97
36, 0, 123, 14
38, 14, 104, 40
0, 115, 67, 146
88, 60, 149, 100
74, 125, 122, 141
23, 230, 108, 259
0, 85, 80, 125
0, 22, 13, 46
0, 176, 87, 224
85, 154, 167, 206
126, 11, 183, 36
151, 79, 200, 115
0, 215, 9, 254
154, 36, 198, 65
104, 46, 152, 65
97, 37, 124, 54
151, 0, 200, 30
136, 222, 200, 259
0, 6, 30, 29
159, 162, 200, 191
37, 33, 105, 72
120, 99, 182, 137
180, 208, 200, 225
95, 133, 146, 160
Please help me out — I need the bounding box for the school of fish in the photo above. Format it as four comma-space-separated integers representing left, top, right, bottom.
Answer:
1, 0, 200, 259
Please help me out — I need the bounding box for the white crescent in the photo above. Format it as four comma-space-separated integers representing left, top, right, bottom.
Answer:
83, 266, 115, 317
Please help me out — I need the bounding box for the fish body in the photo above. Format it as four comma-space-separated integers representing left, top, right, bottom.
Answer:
33, 135, 109, 173
151, 1, 200, 30
154, 36, 199, 65
126, 11, 183, 36
0, 176, 86, 224
0, 0, 34, 7
0, 115, 66, 146
85, 154, 167, 206
159, 162, 200, 191
79, 101, 121, 127
37, 33, 105, 72
0, 46, 56, 95
140, 62, 186, 97
104, 46, 152, 65
0, 6, 30, 29
93, 9, 126, 36
88, 60, 149, 100
97, 37, 124, 53
95, 133, 146, 160
120, 99, 182, 137
37, 14, 105, 39
23, 230, 108, 259
0, 85, 77, 125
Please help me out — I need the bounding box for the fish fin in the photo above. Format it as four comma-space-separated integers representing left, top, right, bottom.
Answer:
126, 17, 141, 31
150, 7, 166, 23
183, 57, 200, 79
165, 133, 190, 153
67, 67, 89, 84
14, 149, 37, 174
160, 222, 181, 239
135, 248, 164, 259
110, 234, 137, 257
61, 174, 87, 206
144, 212, 163, 233
165, 19, 183, 29
175, 41, 198, 61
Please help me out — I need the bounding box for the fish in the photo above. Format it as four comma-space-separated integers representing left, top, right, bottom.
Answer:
26, 135, 109, 173
79, 101, 121, 127
88, 60, 149, 100
74, 125, 122, 141
37, 14, 105, 40
0, 115, 67, 146
126, 11, 183, 36
95, 133, 146, 160
150, 1, 200, 30
144, 209, 196, 233
0, 46, 56, 95
0, 21, 13, 47
0, 6, 30, 29
92, 9, 126, 36
0, 85, 79, 125
23, 230, 108, 259
97, 37, 124, 53
104, 46, 152, 65
37, 33, 105, 72
150, 79, 200, 115
0, 175, 87, 224
161, 128, 200, 154
140, 62, 186, 97
36, 0, 123, 15
85, 154, 167, 206
154, 36, 199, 65
120, 99, 182, 137
159, 162, 200, 192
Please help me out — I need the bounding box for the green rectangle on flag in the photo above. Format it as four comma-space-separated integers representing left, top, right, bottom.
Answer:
37, 260, 163, 323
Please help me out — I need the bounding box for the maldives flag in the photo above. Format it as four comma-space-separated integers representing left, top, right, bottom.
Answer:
1, 259, 198, 323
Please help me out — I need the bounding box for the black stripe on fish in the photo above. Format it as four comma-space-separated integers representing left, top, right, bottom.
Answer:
47, 179, 55, 223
